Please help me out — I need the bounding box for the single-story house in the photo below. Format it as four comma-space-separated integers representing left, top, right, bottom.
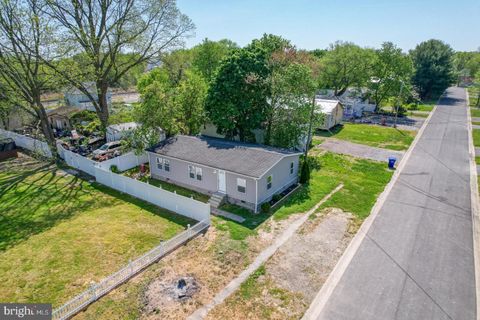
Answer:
64, 82, 112, 111
47, 106, 82, 130
147, 135, 302, 212
317, 88, 376, 119
106, 122, 139, 142
315, 98, 344, 130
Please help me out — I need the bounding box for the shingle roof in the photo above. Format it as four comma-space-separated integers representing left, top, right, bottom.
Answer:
149, 135, 301, 178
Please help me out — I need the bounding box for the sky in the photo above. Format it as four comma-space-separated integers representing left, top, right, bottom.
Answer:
177, 0, 480, 52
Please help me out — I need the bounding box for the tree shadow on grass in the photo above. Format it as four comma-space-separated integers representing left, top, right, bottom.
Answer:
0, 160, 194, 253
89, 182, 196, 227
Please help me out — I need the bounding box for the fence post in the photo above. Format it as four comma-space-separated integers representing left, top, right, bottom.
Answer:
90, 283, 97, 301
187, 224, 191, 237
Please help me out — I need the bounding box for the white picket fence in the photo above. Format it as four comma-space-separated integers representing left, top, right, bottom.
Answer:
95, 166, 211, 222
52, 219, 210, 320
0, 128, 52, 158
56, 144, 211, 222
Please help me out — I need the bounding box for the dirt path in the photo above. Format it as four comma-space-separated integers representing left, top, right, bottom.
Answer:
205, 208, 355, 320
188, 184, 344, 320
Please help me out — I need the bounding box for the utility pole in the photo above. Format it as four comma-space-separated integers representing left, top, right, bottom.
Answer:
393, 81, 404, 129
304, 95, 316, 159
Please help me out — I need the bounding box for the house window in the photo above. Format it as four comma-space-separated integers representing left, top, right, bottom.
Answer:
237, 178, 246, 193
188, 165, 195, 179
267, 175, 272, 190
156, 157, 163, 170
290, 162, 294, 174
196, 167, 203, 181
164, 159, 170, 172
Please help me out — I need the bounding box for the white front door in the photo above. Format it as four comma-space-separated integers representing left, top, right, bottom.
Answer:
218, 170, 226, 193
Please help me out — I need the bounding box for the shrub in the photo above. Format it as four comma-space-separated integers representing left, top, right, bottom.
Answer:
299, 160, 311, 184
110, 165, 119, 173
261, 202, 271, 214
272, 194, 282, 203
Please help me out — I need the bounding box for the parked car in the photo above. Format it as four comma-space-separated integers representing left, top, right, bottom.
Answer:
92, 141, 122, 160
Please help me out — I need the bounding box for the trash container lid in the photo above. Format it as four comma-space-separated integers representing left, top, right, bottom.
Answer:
388, 157, 397, 161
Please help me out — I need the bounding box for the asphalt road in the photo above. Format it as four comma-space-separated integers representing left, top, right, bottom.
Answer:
315, 87, 476, 320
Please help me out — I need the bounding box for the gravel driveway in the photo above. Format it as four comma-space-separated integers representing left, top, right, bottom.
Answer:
317, 138, 404, 163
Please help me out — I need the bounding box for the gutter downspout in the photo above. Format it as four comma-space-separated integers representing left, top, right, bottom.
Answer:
255, 178, 258, 213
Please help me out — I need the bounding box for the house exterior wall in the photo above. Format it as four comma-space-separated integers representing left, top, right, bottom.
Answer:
148, 152, 257, 209
148, 151, 300, 213
257, 155, 299, 204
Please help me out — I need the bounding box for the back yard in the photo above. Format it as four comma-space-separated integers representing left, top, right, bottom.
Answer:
0, 154, 193, 308
315, 123, 415, 151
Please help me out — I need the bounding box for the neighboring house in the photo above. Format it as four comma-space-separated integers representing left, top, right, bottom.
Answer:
147, 135, 301, 212
315, 98, 344, 130
64, 82, 112, 111
317, 88, 376, 119
106, 122, 139, 142
47, 106, 82, 130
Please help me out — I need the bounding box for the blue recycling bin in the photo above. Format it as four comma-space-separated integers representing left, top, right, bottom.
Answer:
388, 157, 397, 169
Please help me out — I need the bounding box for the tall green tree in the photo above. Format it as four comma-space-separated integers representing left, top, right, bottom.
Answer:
410, 39, 455, 99
368, 42, 414, 111
318, 41, 374, 96
269, 62, 318, 149
43, 0, 194, 132
136, 67, 207, 137
192, 38, 237, 82
205, 47, 270, 141
0, 0, 59, 153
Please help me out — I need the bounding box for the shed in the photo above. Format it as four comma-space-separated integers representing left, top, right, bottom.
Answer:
315, 99, 344, 130
106, 122, 140, 142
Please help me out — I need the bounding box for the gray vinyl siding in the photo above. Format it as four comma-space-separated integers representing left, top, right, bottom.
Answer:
148, 151, 300, 211
225, 172, 257, 204
257, 155, 299, 204
148, 152, 217, 194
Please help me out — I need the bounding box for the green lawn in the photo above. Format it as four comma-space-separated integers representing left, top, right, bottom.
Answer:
123, 165, 210, 203
216, 152, 393, 240
0, 156, 193, 307
473, 130, 480, 147
472, 122, 480, 126
471, 108, 480, 118
315, 123, 416, 151
476, 157, 480, 165
407, 104, 434, 112
468, 87, 479, 107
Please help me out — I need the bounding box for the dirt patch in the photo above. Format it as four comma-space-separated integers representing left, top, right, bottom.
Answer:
143, 274, 200, 315
207, 208, 354, 320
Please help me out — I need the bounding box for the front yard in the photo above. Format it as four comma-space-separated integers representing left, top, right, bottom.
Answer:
69, 150, 393, 319
0, 155, 193, 307
315, 123, 416, 151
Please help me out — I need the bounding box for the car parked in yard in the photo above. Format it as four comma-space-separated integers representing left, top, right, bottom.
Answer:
92, 141, 122, 160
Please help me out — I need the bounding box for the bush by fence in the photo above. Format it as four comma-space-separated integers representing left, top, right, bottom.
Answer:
52, 220, 209, 320
0, 128, 52, 158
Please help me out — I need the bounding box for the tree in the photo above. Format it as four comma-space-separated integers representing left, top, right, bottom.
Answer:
0, 0, 58, 153
43, 0, 194, 131
192, 38, 238, 82
474, 70, 480, 107
268, 63, 318, 149
176, 70, 207, 135
136, 67, 207, 137
318, 41, 374, 96
205, 47, 270, 141
410, 39, 455, 100
136, 68, 181, 137
368, 42, 413, 111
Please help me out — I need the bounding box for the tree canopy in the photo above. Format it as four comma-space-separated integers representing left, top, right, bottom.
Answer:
410, 39, 455, 99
